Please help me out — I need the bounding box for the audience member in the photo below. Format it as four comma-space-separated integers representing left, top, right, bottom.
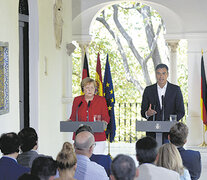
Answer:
75, 125, 112, 176
74, 131, 109, 180
156, 143, 191, 180
111, 154, 138, 180
31, 156, 57, 180
169, 122, 201, 180
17, 127, 40, 168
55, 142, 77, 180
18, 173, 40, 180
0, 132, 30, 180
135, 136, 179, 180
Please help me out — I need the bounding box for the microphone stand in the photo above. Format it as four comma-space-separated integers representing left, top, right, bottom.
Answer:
162, 95, 164, 121
87, 101, 91, 122
76, 102, 83, 121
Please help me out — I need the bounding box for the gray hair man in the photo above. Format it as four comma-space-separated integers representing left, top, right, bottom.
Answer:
74, 131, 108, 180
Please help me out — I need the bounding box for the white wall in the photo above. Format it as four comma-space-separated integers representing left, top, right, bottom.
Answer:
186, 35, 207, 145
37, 0, 73, 158
0, 1, 20, 134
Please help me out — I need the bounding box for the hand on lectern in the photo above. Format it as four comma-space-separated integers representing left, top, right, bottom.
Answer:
146, 104, 157, 117
103, 121, 108, 130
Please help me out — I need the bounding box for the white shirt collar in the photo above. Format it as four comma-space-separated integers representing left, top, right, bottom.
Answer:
157, 82, 168, 90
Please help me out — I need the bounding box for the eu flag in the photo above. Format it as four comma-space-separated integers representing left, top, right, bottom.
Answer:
103, 54, 116, 142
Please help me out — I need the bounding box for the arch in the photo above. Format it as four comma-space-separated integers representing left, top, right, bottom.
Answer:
72, 1, 183, 40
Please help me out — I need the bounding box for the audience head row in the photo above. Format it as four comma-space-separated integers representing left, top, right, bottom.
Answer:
0, 127, 38, 156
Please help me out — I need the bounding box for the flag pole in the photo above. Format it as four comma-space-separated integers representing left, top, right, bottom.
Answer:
108, 135, 112, 158
200, 124, 207, 146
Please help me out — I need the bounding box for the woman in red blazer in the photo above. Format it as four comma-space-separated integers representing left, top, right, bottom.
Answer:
69, 77, 110, 153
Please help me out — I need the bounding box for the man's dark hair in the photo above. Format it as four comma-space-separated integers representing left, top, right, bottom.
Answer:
136, 136, 158, 164
18, 127, 38, 152
169, 122, 188, 147
18, 173, 40, 180
0, 132, 20, 155
111, 154, 136, 180
75, 125, 94, 135
155, 63, 168, 71
31, 156, 57, 180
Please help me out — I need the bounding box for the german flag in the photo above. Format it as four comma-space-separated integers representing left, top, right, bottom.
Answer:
201, 55, 207, 125
82, 53, 90, 80
95, 53, 103, 96
81, 53, 90, 95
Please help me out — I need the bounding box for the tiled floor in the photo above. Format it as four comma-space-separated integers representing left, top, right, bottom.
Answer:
105, 142, 207, 180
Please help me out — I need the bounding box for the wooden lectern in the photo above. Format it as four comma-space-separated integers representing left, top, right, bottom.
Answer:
136, 120, 177, 147
60, 121, 105, 133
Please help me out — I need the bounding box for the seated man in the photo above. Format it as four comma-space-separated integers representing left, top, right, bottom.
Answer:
31, 156, 57, 180
169, 122, 201, 180
75, 125, 112, 176
111, 154, 138, 180
74, 131, 109, 180
135, 136, 179, 180
17, 127, 40, 168
0, 132, 30, 180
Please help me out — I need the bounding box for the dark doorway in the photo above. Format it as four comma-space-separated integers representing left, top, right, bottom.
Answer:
19, 0, 29, 129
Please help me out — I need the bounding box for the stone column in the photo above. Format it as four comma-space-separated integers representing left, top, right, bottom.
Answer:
186, 34, 207, 146
77, 41, 90, 78
166, 40, 179, 85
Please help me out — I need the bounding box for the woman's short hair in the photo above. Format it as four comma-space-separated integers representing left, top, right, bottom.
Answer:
81, 77, 96, 92
169, 122, 188, 147
56, 142, 77, 170
156, 143, 184, 175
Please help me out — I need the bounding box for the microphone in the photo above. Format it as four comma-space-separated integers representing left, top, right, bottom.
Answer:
161, 95, 164, 121
87, 101, 91, 122
76, 101, 83, 121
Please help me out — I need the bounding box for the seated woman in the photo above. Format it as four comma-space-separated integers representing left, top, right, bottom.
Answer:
69, 77, 110, 154
55, 142, 77, 180
156, 143, 191, 180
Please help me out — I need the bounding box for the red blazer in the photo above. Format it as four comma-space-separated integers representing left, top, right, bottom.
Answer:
70, 95, 110, 141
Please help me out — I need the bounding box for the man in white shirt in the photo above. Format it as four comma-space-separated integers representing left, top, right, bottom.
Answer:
141, 63, 185, 141
135, 136, 179, 180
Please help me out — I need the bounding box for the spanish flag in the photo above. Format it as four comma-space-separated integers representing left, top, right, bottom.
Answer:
95, 53, 103, 96
201, 55, 207, 126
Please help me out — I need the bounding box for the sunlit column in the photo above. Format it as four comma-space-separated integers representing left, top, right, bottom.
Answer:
166, 40, 179, 85
186, 36, 207, 146
78, 41, 90, 78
